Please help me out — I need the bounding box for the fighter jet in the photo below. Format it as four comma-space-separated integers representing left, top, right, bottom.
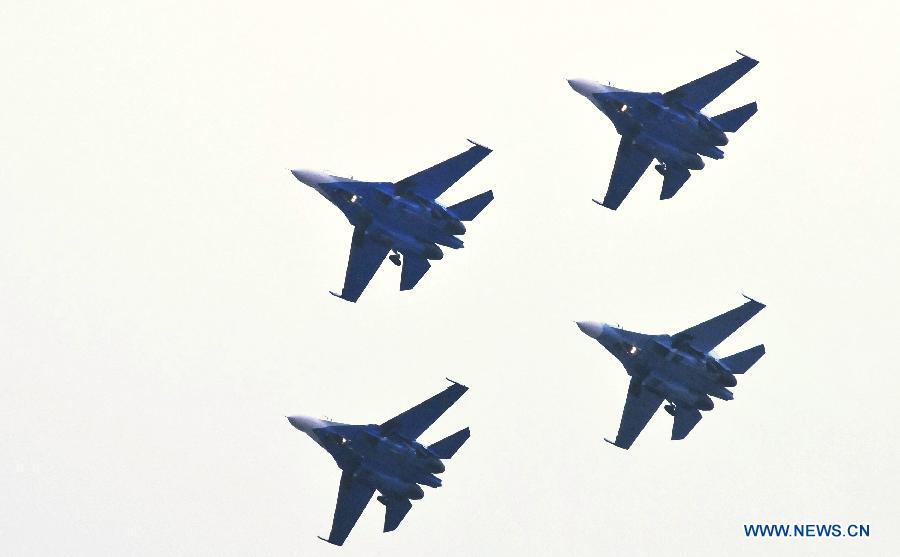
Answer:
576, 296, 766, 449
288, 380, 471, 545
568, 52, 759, 209
290, 141, 493, 302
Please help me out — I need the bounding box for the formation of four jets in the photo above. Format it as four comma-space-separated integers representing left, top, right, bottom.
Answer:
288, 53, 765, 545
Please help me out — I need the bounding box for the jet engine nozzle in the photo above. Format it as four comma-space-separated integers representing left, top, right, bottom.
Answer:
408, 484, 425, 500
695, 395, 714, 411
448, 219, 466, 235
423, 458, 445, 474
424, 244, 444, 260
706, 359, 737, 387
698, 117, 729, 146
687, 154, 705, 170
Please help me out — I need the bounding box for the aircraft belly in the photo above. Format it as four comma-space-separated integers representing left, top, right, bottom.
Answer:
645, 375, 698, 407
376, 213, 454, 249
663, 364, 711, 394
356, 466, 423, 501
633, 133, 695, 168
367, 223, 442, 260
646, 126, 698, 155
375, 200, 461, 237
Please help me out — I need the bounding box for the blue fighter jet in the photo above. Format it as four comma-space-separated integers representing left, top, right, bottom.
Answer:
568, 53, 759, 209
576, 296, 766, 449
290, 142, 493, 302
288, 380, 471, 545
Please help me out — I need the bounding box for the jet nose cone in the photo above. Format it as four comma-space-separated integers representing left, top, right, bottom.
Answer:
567, 78, 594, 96
289, 168, 333, 188
568, 79, 622, 97
568, 79, 602, 97
287, 415, 326, 434
576, 320, 607, 339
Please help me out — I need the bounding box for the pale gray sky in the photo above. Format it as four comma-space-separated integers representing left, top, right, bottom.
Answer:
1, 1, 898, 555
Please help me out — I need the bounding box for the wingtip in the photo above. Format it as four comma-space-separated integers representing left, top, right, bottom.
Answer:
592, 198, 616, 210
317, 536, 341, 546
603, 438, 622, 449
445, 377, 469, 390
329, 291, 354, 302
735, 50, 759, 63
741, 293, 765, 307
466, 138, 492, 152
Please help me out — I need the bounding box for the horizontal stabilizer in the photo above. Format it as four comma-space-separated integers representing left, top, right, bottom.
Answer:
400, 254, 431, 291
428, 427, 471, 459
712, 102, 758, 132
448, 190, 494, 221
672, 406, 702, 440
660, 167, 691, 200
383, 498, 412, 533
720, 344, 765, 374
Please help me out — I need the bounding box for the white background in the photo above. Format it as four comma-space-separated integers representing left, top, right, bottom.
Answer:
1, 1, 898, 555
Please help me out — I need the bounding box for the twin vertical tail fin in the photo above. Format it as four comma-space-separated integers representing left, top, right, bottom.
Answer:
427, 427, 471, 459
448, 191, 494, 221
712, 102, 758, 132
721, 344, 765, 374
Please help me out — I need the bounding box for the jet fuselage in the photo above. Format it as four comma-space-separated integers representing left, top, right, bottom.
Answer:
568, 81, 728, 172
288, 416, 444, 501
577, 322, 735, 412
291, 169, 466, 261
